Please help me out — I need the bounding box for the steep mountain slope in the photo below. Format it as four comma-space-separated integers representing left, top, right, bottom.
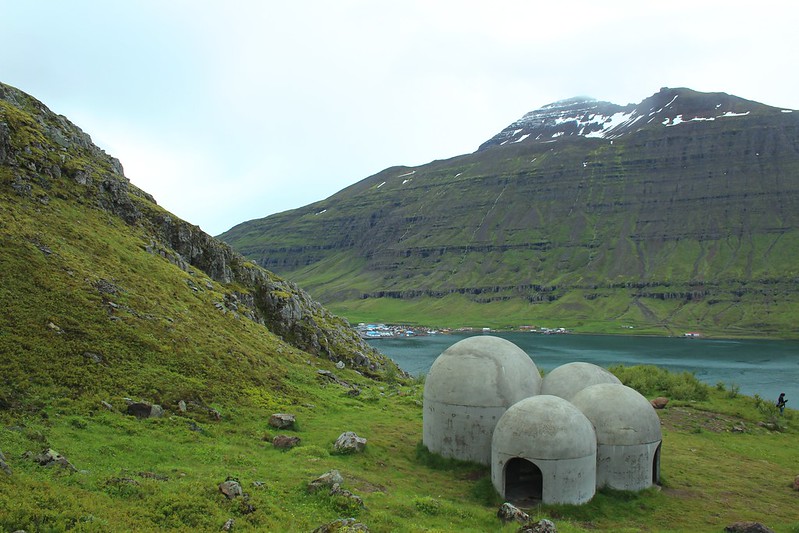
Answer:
220, 88, 799, 336
0, 81, 393, 411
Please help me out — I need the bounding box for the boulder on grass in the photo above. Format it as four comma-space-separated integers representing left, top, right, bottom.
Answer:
651, 397, 669, 409
497, 502, 529, 523
308, 470, 344, 493
272, 435, 301, 449
724, 522, 775, 533
519, 519, 557, 533
268, 413, 296, 429
218, 478, 243, 500
312, 518, 369, 532
334, 431, 367, 454
34, 449, 76, 472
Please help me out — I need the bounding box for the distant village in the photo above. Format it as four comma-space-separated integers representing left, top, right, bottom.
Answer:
356, 323, 570, 339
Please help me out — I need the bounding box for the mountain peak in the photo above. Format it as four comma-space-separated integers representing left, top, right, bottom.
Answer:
478, 87, 781, 150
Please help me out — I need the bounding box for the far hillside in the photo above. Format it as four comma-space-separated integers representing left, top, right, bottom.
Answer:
220, 88, 799, 338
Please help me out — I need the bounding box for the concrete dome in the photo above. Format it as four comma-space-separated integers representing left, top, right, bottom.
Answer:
423, 336, 541, 465
570, 383, 661, 446
491, 395, 596, 504
541, 362, 621, 401
492, 395, 596, 459
571, 383, 662, 491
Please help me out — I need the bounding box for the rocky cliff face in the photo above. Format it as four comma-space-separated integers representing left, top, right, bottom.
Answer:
220, 87, 799, 335
0, 81, 388, 372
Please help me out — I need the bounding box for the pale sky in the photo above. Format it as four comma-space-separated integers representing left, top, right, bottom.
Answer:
3, 1, 798, 235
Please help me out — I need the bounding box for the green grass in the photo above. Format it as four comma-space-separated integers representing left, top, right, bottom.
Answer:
1, 371, 798, 532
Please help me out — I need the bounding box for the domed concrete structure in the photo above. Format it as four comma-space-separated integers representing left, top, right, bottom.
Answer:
540, 361, 621, 401
423, 336, 541, 465
491, 395, 597, 505
570, 383, 662, 491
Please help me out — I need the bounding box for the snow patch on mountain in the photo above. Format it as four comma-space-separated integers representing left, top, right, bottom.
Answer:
477, 88, 784, 151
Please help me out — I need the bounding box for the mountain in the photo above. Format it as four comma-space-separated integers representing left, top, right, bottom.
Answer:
0, 81, 394, 411
219, 88, 799, 337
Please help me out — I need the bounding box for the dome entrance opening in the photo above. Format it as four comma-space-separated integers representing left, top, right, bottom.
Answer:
653, 443, 662, 484
504, 458, 542, 503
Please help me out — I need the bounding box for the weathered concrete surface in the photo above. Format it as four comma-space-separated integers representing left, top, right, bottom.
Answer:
423, 336, 541, 465
571, 383, 662, 490
492, 395, 596, 505
541, 362, 621, 401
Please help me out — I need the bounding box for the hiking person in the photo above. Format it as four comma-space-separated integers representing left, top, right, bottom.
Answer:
776, 392, 787, 415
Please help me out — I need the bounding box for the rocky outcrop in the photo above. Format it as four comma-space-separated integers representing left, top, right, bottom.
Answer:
0, 81, 393, 374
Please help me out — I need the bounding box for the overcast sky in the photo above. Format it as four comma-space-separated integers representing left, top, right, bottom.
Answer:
3, 1, 798, 235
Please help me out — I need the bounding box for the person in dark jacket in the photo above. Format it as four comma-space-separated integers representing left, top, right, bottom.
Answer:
776, 392, 787, 415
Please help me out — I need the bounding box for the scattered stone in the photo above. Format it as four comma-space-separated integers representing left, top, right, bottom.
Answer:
34, 449, 77, 472
0, 449, 12, 475
101, 400, 114, 411
519, 519, 557, 533
732, 422, 747, 433
106, 476, 139, 486
138, 471, 169, 481
252, 481, 266, 488
218, 477, 243, 500
308, 470, 345, 493
330, 482, 365, 508
336, 361, 346, 370
268, 413, 296, 429
272, 435, 301, 449
318, 370, 350, 387
178, 400, 187, 413
209, 408, 222, 421
334, 431, 367, 454
347, 387, 361, 397
46, 321, 62, 334
83, 351, 103, 364
126, 402, 164, 419
724, 522, 775, 533
312, 518, 369, 533
222, 518, 234, 531
497, 502, 530, 523
651, 397, 669, 409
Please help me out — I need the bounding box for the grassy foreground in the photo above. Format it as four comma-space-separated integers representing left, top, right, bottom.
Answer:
1, 367, 797, 532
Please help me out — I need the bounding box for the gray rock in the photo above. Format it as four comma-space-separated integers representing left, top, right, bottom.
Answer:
330, 482, 365, 508
308, 470, 344, 493
268, 413, 296, 429
34, 448, 76, 472
126, 401, 163, 418
218, 478, 243, 499
336, 360, 346, 370
177, 400, 187, 413
497, 502, 529, 523
724, 522, 775, 533
222, 518, 235, 531
312, 518, 369, 533
0, 449, 11, 475
334, 431, 367, 454
519, 519, 557, 533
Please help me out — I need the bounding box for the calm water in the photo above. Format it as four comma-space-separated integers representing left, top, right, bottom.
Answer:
369, 333, 799, 404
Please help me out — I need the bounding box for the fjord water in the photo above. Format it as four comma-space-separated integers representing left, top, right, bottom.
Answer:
370, 333, 799, 403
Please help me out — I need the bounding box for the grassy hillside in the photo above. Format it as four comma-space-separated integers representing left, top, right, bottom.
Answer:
1, 367, 797, 532
2, 84, 798, 532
